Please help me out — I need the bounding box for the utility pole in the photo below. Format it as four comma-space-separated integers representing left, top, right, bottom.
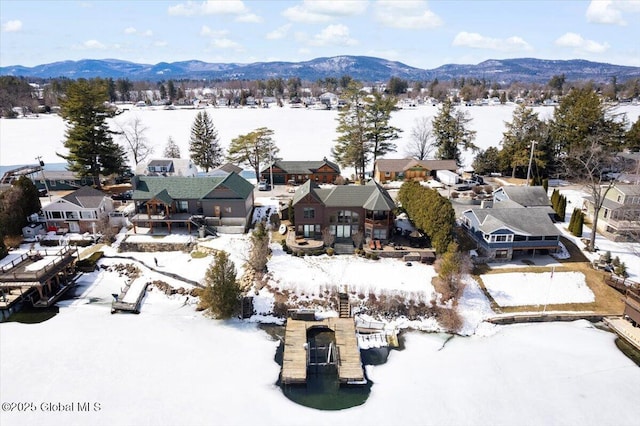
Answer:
35, 156, 52, 203
526, 140, 537, 186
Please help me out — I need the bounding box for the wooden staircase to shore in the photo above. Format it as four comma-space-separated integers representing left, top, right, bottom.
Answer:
339, 292, 350, 318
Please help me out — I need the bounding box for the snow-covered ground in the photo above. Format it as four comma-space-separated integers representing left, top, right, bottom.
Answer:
2, 104, 640, 425
557, 189, 640, 281
2, 104, 638, 170
482, 271, 595, 307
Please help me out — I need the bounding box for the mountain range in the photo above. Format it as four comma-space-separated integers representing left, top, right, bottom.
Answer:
2, 56, 639, 83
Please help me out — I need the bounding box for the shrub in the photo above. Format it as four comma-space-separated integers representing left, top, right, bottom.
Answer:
326, 247, 335, 256
190, 250, 208, 259
450, 191, 459, 199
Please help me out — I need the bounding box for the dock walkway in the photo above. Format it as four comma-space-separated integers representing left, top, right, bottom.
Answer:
604, 317, 640, 351
281, 317, 364, 385
111, 278, 148, 314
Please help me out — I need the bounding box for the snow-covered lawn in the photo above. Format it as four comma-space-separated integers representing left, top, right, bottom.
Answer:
482, 271, 595, 307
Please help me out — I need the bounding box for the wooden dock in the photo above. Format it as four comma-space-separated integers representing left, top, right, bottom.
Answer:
281, 317, 365, 385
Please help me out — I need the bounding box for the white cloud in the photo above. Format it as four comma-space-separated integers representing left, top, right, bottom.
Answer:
80, 39, 107, 50
555, 32, 610, 53
142, 29, 153, 37
375, 1, 442, 29
2, 20, 23, 33
283, 0, 368, 23
168, 0, 249, 16
200, 25, 228, 37
154, 41, 169, 47
211, 38, 241, 49
266, 24, 292, 40
236, 13, 262, 23
452, 32, 532, 51
309, 24, 358, 47
124, 26, 137, 34
585, 0, 640, 25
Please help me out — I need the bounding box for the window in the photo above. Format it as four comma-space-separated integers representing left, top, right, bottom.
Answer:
224, 207, 232, 214
178, 201, 188, 213
385, 171, 391, 177
495, 249, 509, 259
490, 234, 512, 243
514, 235, 527, 241
331, 210, 359, 224
300, 224, 320, 238
65, 211, 79, 220
603, 208, 609, 219
50, 211, 63, 219
81, 211, 96, 219
617, 195, 622, 203
544, 236, 558, 241
303, 207, 315, 219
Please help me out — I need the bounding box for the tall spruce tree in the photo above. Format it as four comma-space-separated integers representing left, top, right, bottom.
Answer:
163, 137, 181, 158
432, 98, 477, 166
500, 104, 546, 178
189, 111, 223, 172
333, 81, 369, 181
200, 250, 242, 319
364, 92, 401, 175
58, 78, 128, 189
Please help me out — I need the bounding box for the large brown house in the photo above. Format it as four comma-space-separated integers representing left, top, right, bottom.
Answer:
373, 158, 457, 183
260, 157, 341, 185
292, 180, 395, 241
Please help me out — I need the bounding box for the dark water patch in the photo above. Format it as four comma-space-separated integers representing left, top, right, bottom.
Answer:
5, 305, 59, 324
263, 323, 405, 411
615, 338, 640, 366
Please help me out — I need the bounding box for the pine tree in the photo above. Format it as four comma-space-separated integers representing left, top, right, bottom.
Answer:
163, 137, 181, 158
551, 189, 559, 210
363, 92, 402, 175
432, 98, 477, 166
227, 127, 278, 181
200, 250, 242, 319
248, 222, 270, 273
501, 104, 545, 178
542, 178, 549, 193
189, 111, 223, 172
58, 78, 128, 189
333, 81, 370, 181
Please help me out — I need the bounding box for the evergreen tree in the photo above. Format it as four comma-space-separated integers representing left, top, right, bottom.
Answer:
574, 209, 584, 237
227, 127, 278, 181
549, 85, 627, 251
163, 137, 181, 158
189, 111, 223, 172
248, 222, 270, 273
542, 178, 549, 193
500, 104, 546, 178
58, 78, 128, 189
626, 118, 640, 151
0, 177, 41, 236
333, 82, 370, 180
364, 92, 401, 175
200, 250, 242, 319
472, 147, 501, 175
432, 98, 477, 166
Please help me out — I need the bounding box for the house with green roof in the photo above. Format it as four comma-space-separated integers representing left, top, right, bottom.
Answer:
292, 180, 396, 242
130, 172, 254, 234
259, 157, 341, 185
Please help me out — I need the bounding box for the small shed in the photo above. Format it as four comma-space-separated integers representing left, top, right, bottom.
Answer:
22, 223, 44, 239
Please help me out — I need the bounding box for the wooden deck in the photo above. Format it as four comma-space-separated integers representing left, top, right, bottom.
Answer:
281, 317, 365, 385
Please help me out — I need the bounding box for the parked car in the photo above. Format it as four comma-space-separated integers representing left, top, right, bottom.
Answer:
112, 190, 132, 200
258, 181, 271, 191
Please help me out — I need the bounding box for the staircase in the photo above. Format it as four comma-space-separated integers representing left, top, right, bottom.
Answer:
189, 216, 217, 237
333, 242, 355, 255
338, 292, 351, 318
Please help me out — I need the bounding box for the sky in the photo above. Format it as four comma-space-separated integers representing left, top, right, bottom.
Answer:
1, 0, 639, 70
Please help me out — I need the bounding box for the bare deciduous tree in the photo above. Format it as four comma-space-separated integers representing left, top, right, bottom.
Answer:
322, 227, 335, 247
115, 116, 152, 165
406, 116, 435, 160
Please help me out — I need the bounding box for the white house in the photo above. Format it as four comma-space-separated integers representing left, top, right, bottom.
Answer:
42, 186, 113, 233
135, 158, 198, 177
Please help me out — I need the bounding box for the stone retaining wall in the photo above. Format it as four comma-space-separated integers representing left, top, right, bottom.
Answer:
118, 241, 193, 253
